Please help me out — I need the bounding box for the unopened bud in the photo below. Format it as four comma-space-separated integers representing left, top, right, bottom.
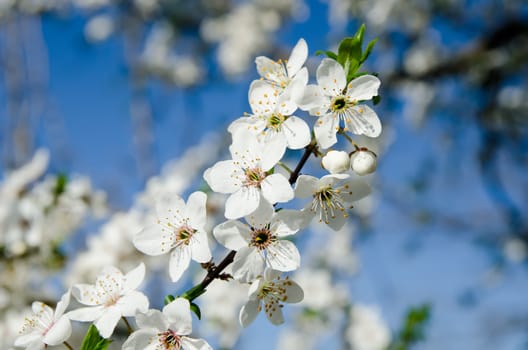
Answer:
322, 150, 350, 174
351, 149, 377, 175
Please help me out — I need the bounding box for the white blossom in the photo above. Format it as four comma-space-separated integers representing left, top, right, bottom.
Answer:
351, 149, 377, 175
67, 263, 149, 338
346, 304, 391, 350
239, 268, 303, 327
133, 192, 211, 282
321, 150, 351, 174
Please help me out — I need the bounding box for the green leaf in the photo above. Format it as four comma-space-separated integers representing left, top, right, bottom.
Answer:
360, 38, 378, 65
164, 294, 175, 305
389, 304, 431, 350
190, 302, 202, 320
80, 325, 111, 350
337, 37, 361, 78
353, 23, 366, 47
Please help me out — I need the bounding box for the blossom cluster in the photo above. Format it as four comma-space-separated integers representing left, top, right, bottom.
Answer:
13, 35, 384, 349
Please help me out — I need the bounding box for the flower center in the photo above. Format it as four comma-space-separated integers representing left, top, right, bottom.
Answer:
243, 167, 266, 188
175, 225, 196, 245
330, 96, 349, 112
267, 113, 285, 131
250, 227, 275, 250
158, 330, 182, 350
311, 185, 352, 224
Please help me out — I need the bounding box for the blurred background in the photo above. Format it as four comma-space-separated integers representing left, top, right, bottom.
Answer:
1, 0, 528, 349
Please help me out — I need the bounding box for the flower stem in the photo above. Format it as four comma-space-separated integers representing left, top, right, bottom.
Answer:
63, 341, 74, 350
338, 128, 360, 149
122, 316, 133, 334
277, 161, 293, 174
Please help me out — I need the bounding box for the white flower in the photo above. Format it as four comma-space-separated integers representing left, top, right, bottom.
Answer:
239, 268, 303, 327
213, 200, 305, 282
299, 58, 381, 148
256, 38, 308, 100
346, 304, 391, 350
294, 174, 371, 230
321, 150, 351, 174
228, 80, 311, 152
133, 191, 211, 282
67, 263, 149, 338
204, 131, 294, 219
351, 149, 377, 175
15, 291, 72, 350
123, 298, 212, 350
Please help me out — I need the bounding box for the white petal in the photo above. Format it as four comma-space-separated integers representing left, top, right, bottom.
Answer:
169, 245, 191, 282
42, 316, 71, 345
157, 196, 186, 221
282, 116, 311, 149
133, 225, 165, 256
340, 178, 372, 203
122, 329, 159, 350
224, 186, 260, 219
123, 262, 145, 292
261, 135, 286, 171
185, 191, 207, 228
316, 58, 346, 96
294, 175, 319, 198
163, 298, 192, 335
181, 337, 213, 350
325, 213, 347, 231
287, 38, 308, 77
232, 246, 265, 283
276, 93, 298, 116
261, 174, 294, 204
314, 114, 339, 149
347, 74, 380, 101
255, 56, 284, 83
298, 84, 326, 111
283, 280, 304, 303
213, 220, 251, 250
14, 333, 42, 347
54, 290, 71, 319
244, 197, 274, 229
118, 290, 149, 316
249, 80, 278, 116
203, 160, 242, 194
190, 230, 212, 263
265, 302, 284, 325
66, 306, 104, 322
285, 67, 308, 104
228, 115, 266, 135
263, 268, 282, 281
239, 299, 260, 328
346, 105, 382, 137
266, 240, 300, 272
272, 209, 306, 236
94, 306, 122, 338
135, 309, 168, 331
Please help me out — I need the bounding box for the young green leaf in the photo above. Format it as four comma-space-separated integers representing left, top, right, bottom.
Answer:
190, 302, 202, 320
80, 325, 112, 350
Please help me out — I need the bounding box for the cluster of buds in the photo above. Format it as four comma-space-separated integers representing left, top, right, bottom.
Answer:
322, 148, 378, 176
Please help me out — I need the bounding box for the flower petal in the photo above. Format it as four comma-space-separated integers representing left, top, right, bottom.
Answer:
14, 333, 42, 347
118, 290, 149, 317
283, 280, 304, 303
66, 306, 104, 322
135, 309, 168, 331
181, 337, 213, 350
185, 191, 207, 228
94, 306, 122, 338
265, 302, 284, 325
266, 240, 301, 272
244, 197, 274, 229
203, 160, 242, 194
249, 80, 278, 116
261, 135, 286, 171
232, 246, 265, 283
255, 56, 284, 83
340, 178, 372, 203
314, 114, 338, 149
316, 58, 346, 96
272, 209, 306, 236
347, 74, 380, 101
287, 38, 308, 77
169, 245, 191, 282
123, 262, 146, 292
282, 116, 311, 150
42, 316, 71, 345
190, 230, 212, 263
346, 105, 382, 138
224, 186, 260, 219
213, 220, 251, 251
294, 175, 319, 198
298, 84, 326, 111
133, 225, 165, 256
54, 290, 71, 319
228, 115, 266, 135
163, 298, 192, 335
261, 174, 294, 204
122, 329, 159, 350
239, 299, 260, 328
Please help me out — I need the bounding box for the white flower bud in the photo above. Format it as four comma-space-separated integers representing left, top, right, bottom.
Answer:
351, 150, 377, 175
322, 150, 350, 174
